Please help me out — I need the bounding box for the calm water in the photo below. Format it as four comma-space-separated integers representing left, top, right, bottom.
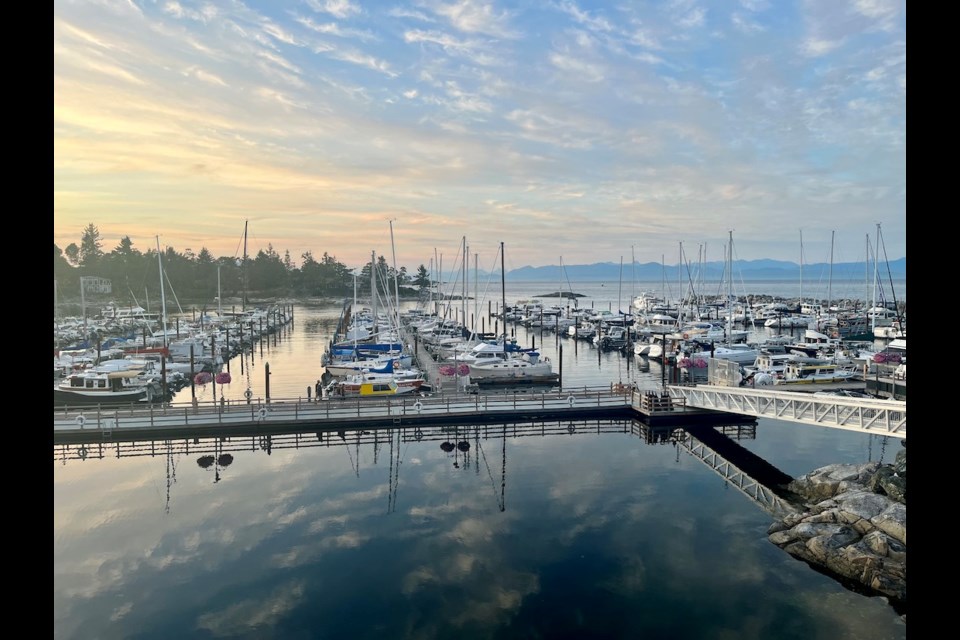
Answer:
53, 280, 907, 639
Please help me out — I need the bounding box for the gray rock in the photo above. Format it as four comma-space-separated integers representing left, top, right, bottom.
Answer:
871, 502, 906, 545
769, 456, 906, 612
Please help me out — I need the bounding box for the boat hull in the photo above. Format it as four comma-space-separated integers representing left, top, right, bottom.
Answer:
54, 388, 151, 408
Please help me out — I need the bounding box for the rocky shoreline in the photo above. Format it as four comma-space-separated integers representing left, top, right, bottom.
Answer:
767, 443, 906, 619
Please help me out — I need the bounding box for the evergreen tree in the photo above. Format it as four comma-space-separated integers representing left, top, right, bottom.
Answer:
79, 223, 104, 267
413, 264, 430, 288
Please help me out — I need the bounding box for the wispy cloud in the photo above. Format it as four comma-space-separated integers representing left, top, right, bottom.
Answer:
53, 0, 907, 265
305, 0, 362, 19
428, 0, 519, 37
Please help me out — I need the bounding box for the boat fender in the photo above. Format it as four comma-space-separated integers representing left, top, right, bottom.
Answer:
75, 414, 86, 427
257, 407, 267, 420
244, 388, 253, 400
413, 400, 423, 412
567, 395, 575, 406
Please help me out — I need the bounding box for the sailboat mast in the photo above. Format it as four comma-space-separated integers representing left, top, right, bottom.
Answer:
500, 241, 506, 356
436, 249, 441, 317
389, 220, 400, 324
799, 229, 804, 308
677, 242, 683, 321
371, 250, 377, 333
352, 273, 358, 351
864, 234, 870, 313
242, 220, 248, 312
728, 230, 733, 338
618, 256, 623, 318
828, 230, 834, 312
156, 236, 168, 348
474, 252, 478, 330
872, 223, 880, 331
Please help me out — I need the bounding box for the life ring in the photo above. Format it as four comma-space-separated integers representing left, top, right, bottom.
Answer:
244, 388, 253, 400
567, 423, 575, 434
413, 400, 423, 412
257, 407, 267, 420
78, 446, 88, 460
414, 429, 424, 441
75, 414, 86, 427
567, 395, 575, 406
683, 332, 690, 339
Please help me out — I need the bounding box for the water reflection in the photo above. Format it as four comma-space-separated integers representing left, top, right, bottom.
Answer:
53, 419, 774, 512
53, 417, 904, 639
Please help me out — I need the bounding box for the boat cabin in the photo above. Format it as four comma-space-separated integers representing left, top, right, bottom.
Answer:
776, 361, 856, 384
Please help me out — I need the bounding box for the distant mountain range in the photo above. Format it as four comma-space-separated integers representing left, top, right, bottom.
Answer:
440, 258, 906, 282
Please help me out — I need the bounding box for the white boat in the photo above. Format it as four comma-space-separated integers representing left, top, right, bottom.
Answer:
764, 314, 815, 329
634, 313, 678, 336
633, 339, 652, 356
744, 351, 797, 377
465, 350, 554, 381
325, 352, 414, 376
445, 336, 528, 362
594, 325, 630, 350
774, 361, 858, 385
54, 369, 157, 407
685, 343, 761, 365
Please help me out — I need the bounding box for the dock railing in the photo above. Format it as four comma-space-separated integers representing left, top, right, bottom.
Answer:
55, 384, 636, 434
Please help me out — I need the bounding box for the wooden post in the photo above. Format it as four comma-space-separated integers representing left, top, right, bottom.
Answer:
559, 344, 563, 391
265, 362, 271, 403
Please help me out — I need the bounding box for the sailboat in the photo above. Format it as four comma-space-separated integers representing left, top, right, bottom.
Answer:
324, 251, 411, 373
467, 243, 557, 385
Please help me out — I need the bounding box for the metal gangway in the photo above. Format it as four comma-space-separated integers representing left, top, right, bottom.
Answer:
666, 384, 906, 439
677, 427, 802, 518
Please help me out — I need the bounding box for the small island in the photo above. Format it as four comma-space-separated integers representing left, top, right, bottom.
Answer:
533, 291, 587, 299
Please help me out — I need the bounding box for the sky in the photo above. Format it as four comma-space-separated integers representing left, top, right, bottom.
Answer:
54, 0, 906, 272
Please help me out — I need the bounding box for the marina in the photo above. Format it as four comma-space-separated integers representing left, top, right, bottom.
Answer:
54, 282, 908, 639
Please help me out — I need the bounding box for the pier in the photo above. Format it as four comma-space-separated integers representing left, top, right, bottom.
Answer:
53, 378, 906, 446
52, 385, 759, 445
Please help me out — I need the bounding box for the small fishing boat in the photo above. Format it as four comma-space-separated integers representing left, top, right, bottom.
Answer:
326, 379, 419, 398
54, 369, 156, 407
774, 361, 858, 385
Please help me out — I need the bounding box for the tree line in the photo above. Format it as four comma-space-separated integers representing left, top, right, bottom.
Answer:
54, 224, 433, 305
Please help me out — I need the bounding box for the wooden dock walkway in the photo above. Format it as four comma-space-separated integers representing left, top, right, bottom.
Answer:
52, 386, 749, 445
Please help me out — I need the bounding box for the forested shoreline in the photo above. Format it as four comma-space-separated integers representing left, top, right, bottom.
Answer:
54, 224, 431, 305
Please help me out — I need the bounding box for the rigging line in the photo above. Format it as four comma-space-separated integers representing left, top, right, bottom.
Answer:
231, 226, 245, 261
680, 248, 699, 312
463, 245, 503, 340
877, 226, 903, 322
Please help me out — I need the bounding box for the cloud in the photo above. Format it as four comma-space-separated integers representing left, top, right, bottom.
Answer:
548, 52, 605, 83
732, 12, 765, 33
305, 0, 362, 19
430, 0, 519, 37
554, 1, 614, 33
